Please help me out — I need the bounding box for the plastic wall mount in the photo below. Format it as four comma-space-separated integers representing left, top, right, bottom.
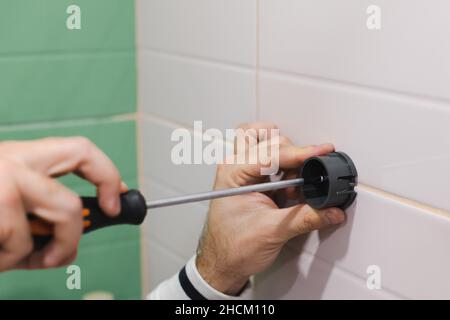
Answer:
300, 152, 358, 210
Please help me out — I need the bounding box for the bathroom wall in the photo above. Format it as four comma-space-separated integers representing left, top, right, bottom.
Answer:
136, 0, 257, 294
138, 0, 450, 299
0, 1, 140, 299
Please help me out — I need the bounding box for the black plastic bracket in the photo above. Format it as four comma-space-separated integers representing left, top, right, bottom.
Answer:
300, 152, 358, 210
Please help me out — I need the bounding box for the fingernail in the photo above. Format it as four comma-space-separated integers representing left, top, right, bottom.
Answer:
121, 181, 129, 191
325, 209, 345, 224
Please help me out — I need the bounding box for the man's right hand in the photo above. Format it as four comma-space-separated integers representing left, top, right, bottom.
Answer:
0, 137, 127, 272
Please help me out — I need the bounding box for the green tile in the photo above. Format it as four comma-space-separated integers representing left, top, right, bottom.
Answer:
0, 0, 135, 54
0, 120, 141, 299
0, 241, 140, 300
0, 53, 136, 124
0, 0, 139, 298
0, 119, 137, 180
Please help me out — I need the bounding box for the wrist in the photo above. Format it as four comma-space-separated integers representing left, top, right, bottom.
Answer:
196, 254, 249, 296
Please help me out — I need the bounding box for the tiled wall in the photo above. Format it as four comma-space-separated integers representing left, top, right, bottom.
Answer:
0, 1, 140, 299
138, 1, 450, 299
137, 0, 257, 294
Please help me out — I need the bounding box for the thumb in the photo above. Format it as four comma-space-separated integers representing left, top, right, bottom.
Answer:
277, 204, 345, 240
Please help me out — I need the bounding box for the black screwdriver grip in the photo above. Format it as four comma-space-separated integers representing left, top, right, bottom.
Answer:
30, 190, 147, 248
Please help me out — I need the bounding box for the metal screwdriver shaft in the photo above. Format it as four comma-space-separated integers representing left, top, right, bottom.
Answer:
30, 151, 357, 245
146, 178, 307, 209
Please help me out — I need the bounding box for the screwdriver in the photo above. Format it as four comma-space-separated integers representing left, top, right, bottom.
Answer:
30, 150, 359, 246
30, 176, 321, 246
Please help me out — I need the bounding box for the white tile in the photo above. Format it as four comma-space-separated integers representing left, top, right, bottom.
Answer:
140, 119, 219, 193
259, 72, 450, 211
254, 246, 400, 300
286, 187, 450, 299
142, 179, 207, 260
260, 0, 450, 101
142, 238, 185, 292
137, 0, 257, 66
138, 51, 256, 129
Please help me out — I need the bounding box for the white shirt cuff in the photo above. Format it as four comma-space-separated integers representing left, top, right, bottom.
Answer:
147, 255, 253, 300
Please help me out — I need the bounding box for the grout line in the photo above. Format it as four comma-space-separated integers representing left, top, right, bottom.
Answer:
260, 68, 450, 113
138, 48, 450, 111
134, 0, 148, 298
0, 49, 135, 61
255, 0, 261, 121
0, 113, 137, 133
139, 112, 235, 145
139, 46, 255, 73
136, 117, 147, 297
140, 112, 195, 131
358, 184, 450, 219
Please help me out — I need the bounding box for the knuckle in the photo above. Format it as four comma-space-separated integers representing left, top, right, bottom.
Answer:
0, 172, 20, 205
21, 240, 34, 257
0, 184, 20, 206
237, 122, 249, 130
56, 195, 82, 225
72, 136, 94, 154
277, 136, 289, 145
216, 162, 227, 172
42, 181, 60, 198
0, 222, 13, 243
109, 166, 121, 182
65, 195, 83, 216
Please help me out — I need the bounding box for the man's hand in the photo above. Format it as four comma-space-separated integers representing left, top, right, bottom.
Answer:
196, 123, 346, 295
0, 137, 126, 271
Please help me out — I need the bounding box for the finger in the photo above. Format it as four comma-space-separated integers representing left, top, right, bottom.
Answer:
271, 169, 300, 205
56, 249, 78, 268
16, 168, 83, 269
281, 169, 300, 200
120, 181, 129, 193
229, 142, 334, 185
278, 143, 334, 169
2, 137, 122, 216
237, 122, 279, 135
234, 122, 279, 156
17, 248, 78, 270
278, 204, 345, 240
0, 173, 33, 271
